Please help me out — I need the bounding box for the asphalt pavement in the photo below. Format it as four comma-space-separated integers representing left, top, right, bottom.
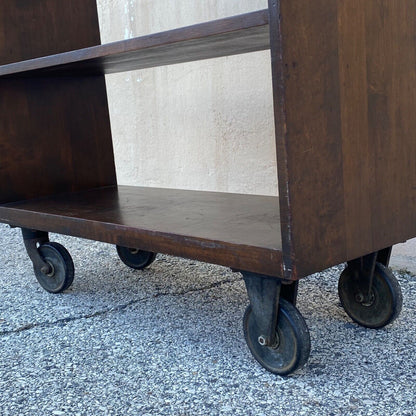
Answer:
0, 223, 415, 415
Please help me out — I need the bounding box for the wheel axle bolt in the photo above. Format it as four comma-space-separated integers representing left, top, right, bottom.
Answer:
258, 335, 267, 346
355, 293, 364, 303
41, 265, 50, 274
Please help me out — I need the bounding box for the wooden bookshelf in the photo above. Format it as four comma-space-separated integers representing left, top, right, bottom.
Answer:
1, 0, 414, 375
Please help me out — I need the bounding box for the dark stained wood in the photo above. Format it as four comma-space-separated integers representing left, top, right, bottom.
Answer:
361, 1, 416, 252
0, 0, 101, 65
271, 0, 416, 277
0, 77, 117, 203
271, 0, 346, 278
337, 1, 374, 260
0, 186, 283, 277
0, 1, 116, 204
0, 10, 270, 78
1, 1, 415, 282
268, 0, 294, 280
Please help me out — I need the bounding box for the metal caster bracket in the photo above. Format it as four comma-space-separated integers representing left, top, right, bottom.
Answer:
242, 272, 310, 375
242, 272, 283, 348
21, 228, 52, 275
347, 247, 392, 305
280, 280, 299, 305
376, 247, 392, 268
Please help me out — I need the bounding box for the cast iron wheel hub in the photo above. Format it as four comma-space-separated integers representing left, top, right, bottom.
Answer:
243, 299, 310, 376
355, 291, 375, 306
44, 261, 55, 277
338, 262, 403, 328
34, 242, 74, 293
116, 245, 157, 270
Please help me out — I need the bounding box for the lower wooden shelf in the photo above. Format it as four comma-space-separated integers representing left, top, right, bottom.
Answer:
0, 185, 283, 276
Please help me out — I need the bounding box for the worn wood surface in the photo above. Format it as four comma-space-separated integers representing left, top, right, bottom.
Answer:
0, 1, 116, 204
0, 186, 283, 277
0, 10, 269, 78
268, 0, 293, 279
273, 0, 416, 278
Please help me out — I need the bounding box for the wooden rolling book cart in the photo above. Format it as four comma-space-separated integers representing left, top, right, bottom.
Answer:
1, 0, 415, 375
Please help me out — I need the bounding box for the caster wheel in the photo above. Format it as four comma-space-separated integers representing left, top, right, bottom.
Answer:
338, 262, 403, 328
34, 242, 74, 293
243, 299, 311, 376
116, 245, 156, 270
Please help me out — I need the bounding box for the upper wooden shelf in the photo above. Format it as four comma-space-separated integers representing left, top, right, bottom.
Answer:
0, 10, 269, 78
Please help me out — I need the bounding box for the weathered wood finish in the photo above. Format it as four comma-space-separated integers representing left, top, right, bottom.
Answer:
268, 0, 293, 279
0, 1, 116, 204
0, 10, 269, 78
0, 186, 283, 276
272, 0, 416, 278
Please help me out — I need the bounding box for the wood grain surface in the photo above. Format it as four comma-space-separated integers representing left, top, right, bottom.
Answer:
0, 1, 116, 204
1, 1, 415, 280
0, 186, 283, 277
0, 0, 101, 65
0, 10, 269, 77
272, 0, 416, 277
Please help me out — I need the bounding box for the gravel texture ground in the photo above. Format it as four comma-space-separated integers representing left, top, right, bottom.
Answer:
392, 240, 416, 276
0, 223, 415, 415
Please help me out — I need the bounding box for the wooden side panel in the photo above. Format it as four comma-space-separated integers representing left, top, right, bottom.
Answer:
273, 0, 416, 277
0, 1, 116, 203
0, 77, 116, 203
0, 0, 101, 65
337, 2, 374, 260
361, 1, 416, 251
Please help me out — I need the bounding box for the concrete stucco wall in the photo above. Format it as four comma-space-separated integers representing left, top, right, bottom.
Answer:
96, 0, 277, 196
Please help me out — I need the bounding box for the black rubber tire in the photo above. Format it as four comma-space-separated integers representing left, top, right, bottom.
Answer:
116, 245, 156, 270
243, 299, 311, 376
34, 242, 74, 293
338, 262, 403, 329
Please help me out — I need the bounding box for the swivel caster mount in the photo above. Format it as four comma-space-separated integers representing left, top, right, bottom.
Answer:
243, 299, 310, 375
22, 229, 74, 293
338, 252, 402, 328
116, 245, 156, 270
242, 272, 310, 376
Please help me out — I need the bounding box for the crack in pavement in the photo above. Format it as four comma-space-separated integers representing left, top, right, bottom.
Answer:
0, 277, 241, 337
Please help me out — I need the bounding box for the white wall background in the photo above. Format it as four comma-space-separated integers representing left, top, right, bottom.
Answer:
96, 0, 277, 196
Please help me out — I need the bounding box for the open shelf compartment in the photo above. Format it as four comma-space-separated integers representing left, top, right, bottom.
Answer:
0, 186, 283, 277
0, 9, 269, 78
